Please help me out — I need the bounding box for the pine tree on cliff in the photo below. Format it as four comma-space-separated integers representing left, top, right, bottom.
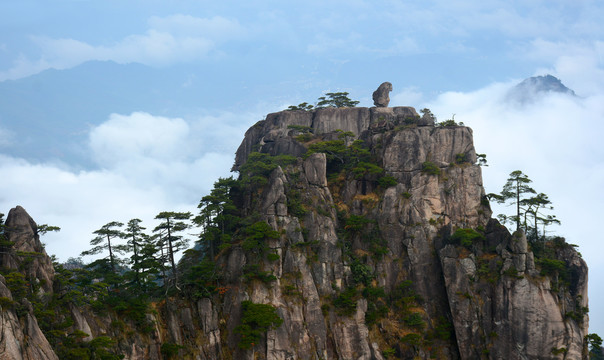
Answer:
490, 170, 536, 231
490, 170, 560, 239
154, 211, 191, 290
117, 218, 155, 291
523, 192, 560, 240
195, 177, 239, 259
81, 221, 124, 274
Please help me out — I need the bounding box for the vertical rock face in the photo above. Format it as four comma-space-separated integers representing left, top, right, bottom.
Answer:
0, 106, 589, 359
222, 106, 588, 359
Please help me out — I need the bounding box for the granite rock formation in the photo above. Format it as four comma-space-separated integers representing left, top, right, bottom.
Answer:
0, 103, 590, 359
372, 81, 392, 107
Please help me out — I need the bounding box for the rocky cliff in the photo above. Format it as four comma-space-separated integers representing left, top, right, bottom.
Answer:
0, 104, 589, 359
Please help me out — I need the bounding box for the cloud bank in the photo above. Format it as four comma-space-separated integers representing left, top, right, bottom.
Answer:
0, 109, 259, 263
0, 15, 245, 80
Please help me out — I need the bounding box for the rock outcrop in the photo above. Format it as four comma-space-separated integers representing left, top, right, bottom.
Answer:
225, 105, 589, 359
372, 81, 392, 107
2, 206, 55, 293
0, 103, 590, 359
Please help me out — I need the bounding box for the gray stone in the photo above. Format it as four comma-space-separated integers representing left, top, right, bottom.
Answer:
372, 81, 392, 107
3, 206, 55, 293
510, 230, 528, 253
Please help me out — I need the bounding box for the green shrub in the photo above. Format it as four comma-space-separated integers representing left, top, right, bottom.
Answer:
451, 228, 484, 248
421, 161, 441, 175
537, 258, 567, 277
401, 333, 423, 346
352, 162, 383, 179
242, 221, 279, 255
455, 153, 470, 164
239, 152, 297, 187
503, 266, 523, 279
382, 348, 397, 358
333, 287, 358, 316
551, 347, 568, 355
286, 189, 307, 218
235, 301, 283, 349
161, 343, 184, 359
287, 125, 312, 132
405, 312, 426, 329
286, 103, 314, 111
295, 133, 314, 142
242, 264, 277, 284
0, 296, 15, 309
344, 215, 373, 235
365, 303, 389, 326
378, 175, 398, 188
351, 259, 373, 286
432, 316, 453, 340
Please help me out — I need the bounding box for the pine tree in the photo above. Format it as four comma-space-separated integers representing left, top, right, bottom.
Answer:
315, 92, 359, 108
81, 221, 124, 274
195, 177, 239, 259
153, 212, 191, 290
118, 219, 155, 292
490, 170, 536, 231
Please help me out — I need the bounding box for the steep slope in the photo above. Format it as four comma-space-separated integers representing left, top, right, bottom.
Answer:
0, 104, 589, 359
224, 106, 588, 359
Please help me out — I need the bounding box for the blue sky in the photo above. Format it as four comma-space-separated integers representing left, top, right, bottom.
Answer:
1, 0, 604, 335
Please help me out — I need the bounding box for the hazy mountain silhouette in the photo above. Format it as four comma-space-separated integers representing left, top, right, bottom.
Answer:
506, 74, 576, 104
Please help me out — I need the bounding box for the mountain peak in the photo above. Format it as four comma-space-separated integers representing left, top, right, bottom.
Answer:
506, 74, 576, 103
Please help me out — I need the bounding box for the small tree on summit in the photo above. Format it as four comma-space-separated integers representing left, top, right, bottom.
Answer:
315, 92, 359, 108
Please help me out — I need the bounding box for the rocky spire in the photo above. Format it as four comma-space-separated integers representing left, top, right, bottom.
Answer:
3, 206, 54, 293
372, 81, 392, 107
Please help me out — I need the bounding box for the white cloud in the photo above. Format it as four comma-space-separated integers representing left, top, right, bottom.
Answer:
0, 108, 262, 262
89, 112, 191, 167
0, 15, 244, 80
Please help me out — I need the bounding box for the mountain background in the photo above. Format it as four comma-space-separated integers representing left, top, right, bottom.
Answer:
1, 0, 604, 337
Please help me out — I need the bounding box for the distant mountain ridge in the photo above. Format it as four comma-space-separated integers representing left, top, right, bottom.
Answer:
507, 74, 576, 103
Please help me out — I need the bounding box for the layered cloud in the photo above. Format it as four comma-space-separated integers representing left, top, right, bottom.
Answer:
0, 109, 259, 262
0, 15, 244, 80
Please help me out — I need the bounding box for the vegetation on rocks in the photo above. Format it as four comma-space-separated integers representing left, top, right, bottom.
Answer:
0, 103, 596, 359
